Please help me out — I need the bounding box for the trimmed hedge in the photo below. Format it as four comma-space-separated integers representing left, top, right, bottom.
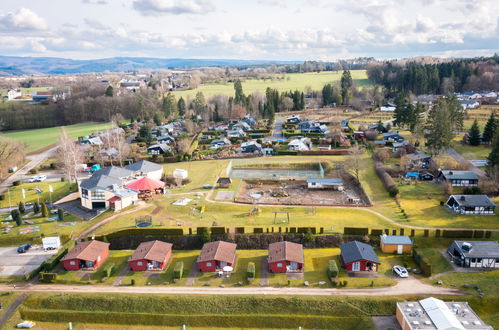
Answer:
473, 230, 484, 239
327, 260, 338, 278
247, 262, 255, 279
173, 262, 184, 280
211, 227, 226, 235
19, 309, 374, 329
253, 228, 264, 234
298, 227, 316, 234
344, 227, 369, 236
442, 230, 473, 238
276, 150, 299, 156
103, 228, 184, 239
39, 272, 57, 283
413, 249, 432, 277
235, 227, 245, 234
370, 229, 383, 236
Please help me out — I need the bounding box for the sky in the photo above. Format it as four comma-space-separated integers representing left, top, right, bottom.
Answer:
0, 0, 498, 61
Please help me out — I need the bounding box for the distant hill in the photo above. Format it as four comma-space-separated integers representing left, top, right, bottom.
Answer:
0, 56, 299, 76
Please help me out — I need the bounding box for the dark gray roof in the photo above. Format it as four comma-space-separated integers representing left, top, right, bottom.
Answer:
125, 160, 163, 173
448, 195, 495, 208
440, 170, 478, 181
340, 241, 380, 264
92, 166, 133, 179
80, 174, 123, 190
307, 178, 343, 186
408, 151, 431, 161
450, 240, 499, 259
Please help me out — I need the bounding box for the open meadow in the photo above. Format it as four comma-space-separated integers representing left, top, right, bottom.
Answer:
0, 122, 112, 153
173, 70, 371, 99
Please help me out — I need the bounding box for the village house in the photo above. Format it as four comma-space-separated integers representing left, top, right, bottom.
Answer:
438, 170, 479, 187
61, 240, 110, 271
232, 121, 251, 131
407, 151, 432, 169
240, 140, 262, 153
226, 128, 246, 138
128, 240, 173, 271
383, 132, 405, 143
286, 115, 301, 124
380, 235, 413, 254
340, 241, 380, 272
197, 241, 237, 272
447, 241, 499, 269
446, 195, 495, 215
147, 143, 173, 155
7, 89, 21, 100
125, 160, 164, 181
288, 138, 311, 151
460, 99, 480, 110
241, 114, 257, 127
216, 177, 232, 188
380, 103, 396, 112
268, 241, 304, 273
211, 138, 231, 149
157, 135, 175, 144
306, 178, 343, 190
396, 297, 491, 330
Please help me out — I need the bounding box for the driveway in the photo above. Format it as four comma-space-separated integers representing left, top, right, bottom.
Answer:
0, 246, 57, 277
445, 148, 486, 177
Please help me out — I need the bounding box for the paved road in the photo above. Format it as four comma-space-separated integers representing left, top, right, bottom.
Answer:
446, 148, 486, 177
0, 277, 461, 296
269, 117, 284, 141
0, 147, 57, 196
0, 293, 26, 327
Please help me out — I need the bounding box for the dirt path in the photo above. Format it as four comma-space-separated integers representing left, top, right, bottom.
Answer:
260, 257, 269, 286
112, 265, 130, 286
0, 293, 26, 327
0, 278, 460, 296
184, 266, 199, 286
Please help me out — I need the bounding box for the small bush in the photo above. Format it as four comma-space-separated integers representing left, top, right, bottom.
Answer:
173, 262, 184, 280
18, 201, 26, 214
327, 260, 339, 278
439, 200, 445, 206
131, 279, 135, 286
388, 186, 399, 197
60, 177, 66, 182
11, 209, 21, 226
0, 194, 4, 201
13, 180, 21, 186
247, 262, 255, 279
103, 263, 115, 278
39, 272, 57, 283
57, 208, 64, 221
29, 168, 38, 174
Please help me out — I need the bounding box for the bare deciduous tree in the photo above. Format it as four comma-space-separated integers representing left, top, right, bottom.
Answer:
346, 144, 365, 181
0, 137, 25, 180
57, 128, 84, 183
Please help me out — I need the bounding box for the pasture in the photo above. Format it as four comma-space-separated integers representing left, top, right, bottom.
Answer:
173, 70, 371, 99
1, 122, 112, 153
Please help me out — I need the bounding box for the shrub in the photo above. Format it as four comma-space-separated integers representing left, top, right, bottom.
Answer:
57, 208, 64, 221
201, 228, 211, 243
442, 230, 474, 238
388, 186, 399, 197
247, 262, 255, 279
18, 201, 26, 214
253, 228, 264, 234
39, 272, 57, 283
342, 280, 348, 287
11, 209, 21, 226
439, 201, 445, 206
327, 260, 338, 278
344, 227, 369, 235
173, 262, 184, 280
41, 201, 49, 217
413, 249, 432, 277
33, 202, 40, 214
210, 227, 226, 235
103, 263, 116, 278
0, 194, 4, 200
131, 279, 135, 286
29, 168, 38, 174
371, 229, 383, 236
60, 177, 66, 182
13, 180, 21, 186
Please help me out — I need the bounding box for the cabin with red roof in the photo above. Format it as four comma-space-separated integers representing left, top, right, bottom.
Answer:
268, 241, 304, 273
61, 240, 109, 271
128, 240, 173, 271
197, 241, 237, 272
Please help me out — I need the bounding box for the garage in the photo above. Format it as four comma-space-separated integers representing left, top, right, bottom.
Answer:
92, 201, 106, 209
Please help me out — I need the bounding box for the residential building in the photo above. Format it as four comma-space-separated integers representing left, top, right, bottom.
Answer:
240, 140, 262, 153
438, 170, 479, 187
288, 138, 311, 151
380, 235, 413, 254
268, 241, 304, 273
396, 297, 492, 330
211, 138, 231, 149
7, 89, 21, 100
125, 160, 164, 181
61, 240, 110, 271
216, 177, 232, 188
460, 99, 480, 110
147, 143, 173, 155
446, 195, 495, 215
447, 241, 499, 269
380, 103, 396, 112
197, 241, 237, 272
128, 240, 173, 271
306, 178, 343, 190
340, 241, 380, 272
286, 115, 301, 123
408, 151, 432, 169
227, 128, 246, 138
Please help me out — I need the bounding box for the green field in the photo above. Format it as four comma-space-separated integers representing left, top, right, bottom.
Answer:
0, 181, 74, 208
173, 70, 371, 99
0, 122, 112, 153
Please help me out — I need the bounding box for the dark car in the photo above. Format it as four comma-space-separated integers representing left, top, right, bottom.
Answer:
17, 244, 32, 253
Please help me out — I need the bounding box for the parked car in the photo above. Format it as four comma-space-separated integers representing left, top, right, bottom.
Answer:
392, 265, 409, 278
26, 176, 38, 183
17, 243, 32, 253
35, 175, 47, 182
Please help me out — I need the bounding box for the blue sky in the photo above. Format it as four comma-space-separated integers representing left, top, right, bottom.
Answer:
0, 0, 498, 60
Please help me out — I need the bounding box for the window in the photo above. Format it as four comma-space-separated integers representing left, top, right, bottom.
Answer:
81, 189, 89, 199
206, 262, 212, 267
277, 263, 283, 268
69, 261, 76, 265
476, 258, 482, 263
471, 258, 476, 263
137, 261, 143, 266
92, 190, 105, 200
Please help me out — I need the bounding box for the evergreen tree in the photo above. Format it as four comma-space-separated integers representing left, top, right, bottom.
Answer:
234, 80, 245, 104
487, 128, 499, 168
201, 228, 211, 244
105, 85, 113, 97
177, 97, 186, 117
33, 202, 40, 214
153, 112, 162, 126
340, 70, 353, 90
18, 201, 25, 214
482, 112, 496, 144
41, 201, 49, 217
393, 93, 408, 127
138, 125, 152, 142
57, 208, 64, 221
425, 98, 459, 153
11, 209, 21, 226
213, 103, 221, 122
322, 84, 332, 105
193, 92, 206, 113
467, 119, 481, 146
162, 93, 178, 118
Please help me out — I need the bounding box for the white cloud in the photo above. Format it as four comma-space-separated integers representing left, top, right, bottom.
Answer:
132, 0, 215, 15
82, 0, 109, 4
0, 8, 48, 32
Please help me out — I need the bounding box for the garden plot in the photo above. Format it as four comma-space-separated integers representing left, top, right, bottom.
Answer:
235, 180, 369, 206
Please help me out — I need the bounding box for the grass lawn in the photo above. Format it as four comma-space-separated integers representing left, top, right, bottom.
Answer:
429, 270, 499, 296
414, 248, 453, 274
0, 122, 112, 153
173, 71, 371, 99
452, 141, 492, 160
0, 181, 75, 208
0, 291, 18, 318
163, 159, 229, 193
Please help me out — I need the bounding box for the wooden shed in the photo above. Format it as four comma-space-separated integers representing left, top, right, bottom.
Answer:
380, 235, 413, 254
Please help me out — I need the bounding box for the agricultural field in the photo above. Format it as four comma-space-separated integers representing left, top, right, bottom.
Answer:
463, 105, 499, 130
173, 70, 371, 99
0, 122, 112, 153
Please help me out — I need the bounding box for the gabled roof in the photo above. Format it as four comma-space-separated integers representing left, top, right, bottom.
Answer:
306, 178, 343, 186
448, 195, 495, 208
197, 241, 237, 264
61, 240, 109, 262
128, 240, 173, 263
340, 241, 380, 264
125, 160, 163, 173
268, 241, 304, 264
92, 166, 134, 179
80, 174, 123, 190
450, 240, 499, 259
380, 235, 413, 245
439, 170, 478, 181
216, 177, 232, 184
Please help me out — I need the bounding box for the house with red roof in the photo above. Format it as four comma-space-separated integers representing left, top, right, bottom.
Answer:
128, 240, 173, 271
268, 241, 304, 273
61, 240, 109, 271
197, 241, 237, 272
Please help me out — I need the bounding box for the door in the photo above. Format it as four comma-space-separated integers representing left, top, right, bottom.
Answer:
397, 245, 403, 254
352, 262, 360, 272
290, 262, 298, 270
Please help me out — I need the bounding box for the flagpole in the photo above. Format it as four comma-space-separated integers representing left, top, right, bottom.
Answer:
7, 188, 12, 213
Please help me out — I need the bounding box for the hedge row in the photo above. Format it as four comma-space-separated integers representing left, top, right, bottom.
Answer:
413, 249, 432, 277
442, 230, 474, 238
327, 260, 338, 278
374, 161, 397, 194
103, 228, 185, 239
173, 262, 183, 280
39, 272, 57, 283
344, 227, 369, 236
300, 149, 351, 155
276, 150, 299, 156
19, 309, 374, 329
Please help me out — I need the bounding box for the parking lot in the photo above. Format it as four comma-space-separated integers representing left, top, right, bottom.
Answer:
0, 246, 57, 277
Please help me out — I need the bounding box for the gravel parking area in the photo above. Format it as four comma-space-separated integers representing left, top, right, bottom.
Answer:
0, 246, 57, 277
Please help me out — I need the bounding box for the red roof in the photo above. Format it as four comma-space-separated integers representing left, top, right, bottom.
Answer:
107, 196, 121, 203
125, 177, 165, 191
